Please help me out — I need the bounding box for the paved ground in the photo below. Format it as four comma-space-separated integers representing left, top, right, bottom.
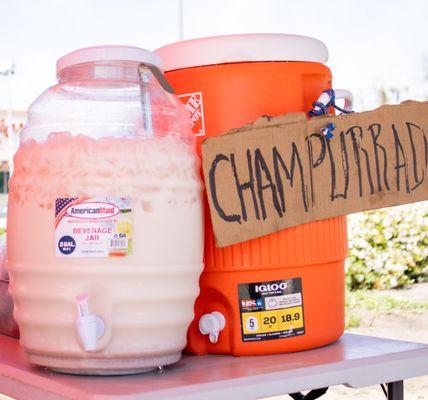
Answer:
270, 283, 428, 400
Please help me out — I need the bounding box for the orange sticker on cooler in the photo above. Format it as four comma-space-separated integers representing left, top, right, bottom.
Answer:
178, 92, 205, 137
238, 278, 305, 342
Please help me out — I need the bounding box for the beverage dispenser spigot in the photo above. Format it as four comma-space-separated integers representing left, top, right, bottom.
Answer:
198, 311, 226, 344
75, 292, 105, 352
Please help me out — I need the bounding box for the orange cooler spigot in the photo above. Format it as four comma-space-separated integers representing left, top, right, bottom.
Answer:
156, 34, 348, 355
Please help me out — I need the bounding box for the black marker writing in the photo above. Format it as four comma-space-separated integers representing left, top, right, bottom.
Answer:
209, 154, 241, 223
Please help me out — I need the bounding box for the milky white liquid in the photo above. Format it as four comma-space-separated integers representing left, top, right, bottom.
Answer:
7, 132, 204, 374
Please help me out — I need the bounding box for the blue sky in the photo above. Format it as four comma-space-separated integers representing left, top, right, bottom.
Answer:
0, 0, 427, 111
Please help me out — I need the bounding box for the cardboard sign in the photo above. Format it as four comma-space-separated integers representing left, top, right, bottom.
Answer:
202, 101, 428, 247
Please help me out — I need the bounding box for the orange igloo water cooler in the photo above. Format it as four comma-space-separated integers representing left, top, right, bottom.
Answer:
156, 34, 348, 355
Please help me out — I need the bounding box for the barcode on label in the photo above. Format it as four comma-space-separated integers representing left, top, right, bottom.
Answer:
109, 238, 128, 249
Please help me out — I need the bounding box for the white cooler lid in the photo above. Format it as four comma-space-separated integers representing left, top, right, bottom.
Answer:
155, 33, 328, 72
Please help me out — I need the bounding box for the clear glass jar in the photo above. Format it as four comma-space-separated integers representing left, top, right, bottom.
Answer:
7, 46, 204, 375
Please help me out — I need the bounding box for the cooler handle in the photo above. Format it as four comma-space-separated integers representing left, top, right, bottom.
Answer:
309, 88, 354, 116
333, 89, 354, 113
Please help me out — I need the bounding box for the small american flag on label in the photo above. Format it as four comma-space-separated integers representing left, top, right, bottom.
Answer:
55, 198, 78, 217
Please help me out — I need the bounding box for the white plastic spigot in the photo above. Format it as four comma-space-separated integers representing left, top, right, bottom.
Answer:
75, 292, 105, 352
199, 311, 226, 344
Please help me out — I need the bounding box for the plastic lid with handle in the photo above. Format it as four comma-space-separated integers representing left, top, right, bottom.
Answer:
56, 45, 163, 77
155, 33, 328, 72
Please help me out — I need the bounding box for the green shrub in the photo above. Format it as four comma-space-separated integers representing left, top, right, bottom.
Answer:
346, 202, 428, 290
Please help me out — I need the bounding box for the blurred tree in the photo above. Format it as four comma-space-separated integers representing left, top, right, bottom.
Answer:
377, 86, 408, 105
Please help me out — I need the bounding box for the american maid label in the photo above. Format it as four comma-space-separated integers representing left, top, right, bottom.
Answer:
66, 202, 120, 219
55, 197, 132, 258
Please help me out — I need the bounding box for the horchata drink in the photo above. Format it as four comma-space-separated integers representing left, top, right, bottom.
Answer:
7, 46, 204, 375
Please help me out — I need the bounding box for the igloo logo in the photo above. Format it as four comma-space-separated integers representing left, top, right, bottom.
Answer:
178, 92, 205, 137
255, 282, 287, 293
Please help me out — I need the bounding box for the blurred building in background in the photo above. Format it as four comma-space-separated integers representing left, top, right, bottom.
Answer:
0, 109, 25, 224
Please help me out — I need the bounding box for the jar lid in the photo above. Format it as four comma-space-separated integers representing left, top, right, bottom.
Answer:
155, 33, 328, 72
56, 45, 163, 76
